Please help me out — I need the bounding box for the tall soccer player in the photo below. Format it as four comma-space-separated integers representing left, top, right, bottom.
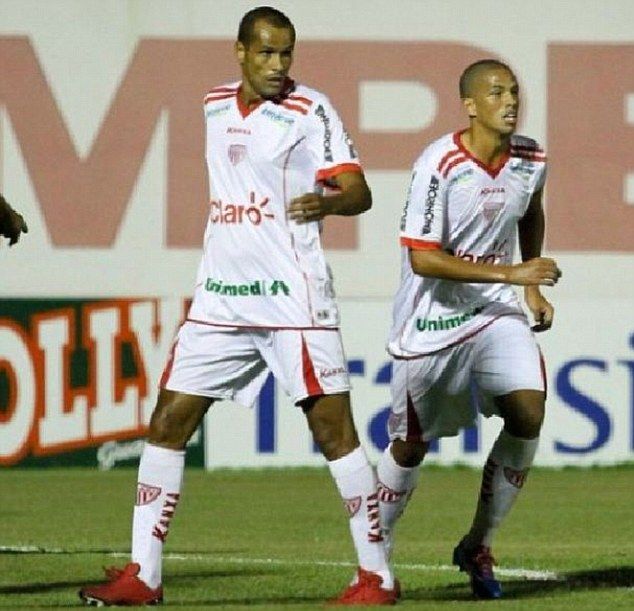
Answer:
376, 59, 561, 599
79, 6, 397, 607
0, 193, 28, 246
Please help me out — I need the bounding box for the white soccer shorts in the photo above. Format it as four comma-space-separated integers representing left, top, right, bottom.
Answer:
160, 321, 351, 408
389, 314, 546, 441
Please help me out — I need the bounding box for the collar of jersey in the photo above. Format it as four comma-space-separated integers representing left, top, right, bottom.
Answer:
453, 130, 510, 179
236, 78, 297, 119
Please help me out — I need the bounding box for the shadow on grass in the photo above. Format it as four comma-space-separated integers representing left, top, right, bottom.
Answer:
3, 565, 632, 606
0, 568, 269, 596
405, 565, 634, 601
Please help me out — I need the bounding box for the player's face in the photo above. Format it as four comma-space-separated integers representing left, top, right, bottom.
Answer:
464, 68, 520, 136
236, 20, 294, 100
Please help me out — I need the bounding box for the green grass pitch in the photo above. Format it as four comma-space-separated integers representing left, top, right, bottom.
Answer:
0, 466, 632, 608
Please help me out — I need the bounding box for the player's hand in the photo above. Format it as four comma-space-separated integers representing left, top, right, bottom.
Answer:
508, 257, 561, 287
525, 286, 554, 332
288, 193, 334, 223
0, 198, 28, 246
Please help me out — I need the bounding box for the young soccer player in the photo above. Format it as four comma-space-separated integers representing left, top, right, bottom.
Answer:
377, 59, 560, 600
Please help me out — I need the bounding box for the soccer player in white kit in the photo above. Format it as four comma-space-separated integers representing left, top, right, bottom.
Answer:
375, 59, 561, 600
80, 6, 396, 607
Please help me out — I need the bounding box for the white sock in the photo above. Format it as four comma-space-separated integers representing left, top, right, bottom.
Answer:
376, 443, 420, 559
132, 443, 185, 589
466, 430, 539, 548
328, 446, 394, 589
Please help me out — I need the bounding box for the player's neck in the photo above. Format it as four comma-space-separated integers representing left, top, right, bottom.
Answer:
462, 126, 511, 167
238, 82, 263, 108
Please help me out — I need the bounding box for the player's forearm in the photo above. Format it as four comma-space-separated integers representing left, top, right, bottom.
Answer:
518, 206, 544, 261
324, 182, 372, 216
409, 249, 511, 283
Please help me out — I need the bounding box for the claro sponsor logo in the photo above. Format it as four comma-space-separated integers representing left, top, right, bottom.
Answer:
422, 175, 440, 234
210, 191, 274, 225
315, 104, 333, 162
416, 305, 484, 332
205, 278, 290, 297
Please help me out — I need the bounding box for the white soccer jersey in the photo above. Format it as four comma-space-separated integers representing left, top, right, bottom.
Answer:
389, 130, 547, 357
188, 79, 361, 329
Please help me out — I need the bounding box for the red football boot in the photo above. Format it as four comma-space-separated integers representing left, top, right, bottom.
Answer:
330, 568, 398, 605
79, 562, 163, 606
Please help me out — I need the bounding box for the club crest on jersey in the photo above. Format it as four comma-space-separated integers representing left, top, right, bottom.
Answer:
228, 143, 247, 165
480, 187, 505, 222
482, 199, 504, 222
343, 496, 362, 517
136, 483, 162, 506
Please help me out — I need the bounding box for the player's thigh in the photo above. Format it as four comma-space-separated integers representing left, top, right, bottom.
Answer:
389, 344, 474, 442
472, 316, 546, 421
161, 321, 269, 407
262, 329, 351, 405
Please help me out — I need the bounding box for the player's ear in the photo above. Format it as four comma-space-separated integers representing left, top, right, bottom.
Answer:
462, 97, 476, 119
235, 40, 246, 65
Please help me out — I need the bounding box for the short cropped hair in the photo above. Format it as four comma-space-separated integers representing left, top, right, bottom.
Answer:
459, 59, 514, 98
237, 6, 295, 47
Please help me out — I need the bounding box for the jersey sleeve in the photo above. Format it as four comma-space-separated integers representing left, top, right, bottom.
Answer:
535, 159, 547, 192
399, 153, 447, 251
306, 95, 362, 184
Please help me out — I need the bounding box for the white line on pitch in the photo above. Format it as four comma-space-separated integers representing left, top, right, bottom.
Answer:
0, 546, 561, 582
141, 552, 561, 581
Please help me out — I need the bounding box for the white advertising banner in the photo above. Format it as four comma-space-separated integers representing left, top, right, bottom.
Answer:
0, 0, 632, 467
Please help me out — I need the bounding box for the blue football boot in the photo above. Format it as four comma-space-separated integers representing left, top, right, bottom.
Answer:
452, 538, 502, 599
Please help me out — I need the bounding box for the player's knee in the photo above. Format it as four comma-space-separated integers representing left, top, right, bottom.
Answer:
391, 438, 427, 467
313, 420, 359, 460
148, 407, 189, 449
505, 403, 544, 439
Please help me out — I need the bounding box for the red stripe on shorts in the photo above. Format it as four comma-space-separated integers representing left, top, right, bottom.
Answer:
538, 348, 547, 398
405, 392, 423, 442
159, 339, 178, 388
301, 334, 324, 396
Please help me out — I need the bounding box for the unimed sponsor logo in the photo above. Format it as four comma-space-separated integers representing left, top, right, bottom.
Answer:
205, 278, 290, 297
422, 175, 440, 234
416, 305, 484, 332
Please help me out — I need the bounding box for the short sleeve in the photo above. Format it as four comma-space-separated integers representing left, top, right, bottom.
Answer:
306, 95, 362, 184
535, 161, 547, 192
399, 155, 446, 251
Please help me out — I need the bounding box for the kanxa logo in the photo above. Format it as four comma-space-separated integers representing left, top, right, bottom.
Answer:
422, 175, 440, 234
319, 366, 346, 378
210, 191, 274, 225
205, 278, 290, 297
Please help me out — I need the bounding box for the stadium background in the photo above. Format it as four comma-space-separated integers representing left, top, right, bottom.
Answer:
1, 0, 633, 469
